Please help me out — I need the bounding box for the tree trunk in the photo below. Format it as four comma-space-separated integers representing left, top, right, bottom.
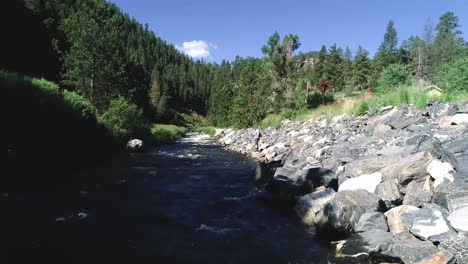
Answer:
305, 80, 310, 109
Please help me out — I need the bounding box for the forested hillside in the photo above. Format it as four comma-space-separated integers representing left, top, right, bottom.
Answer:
2, 0, 468, 131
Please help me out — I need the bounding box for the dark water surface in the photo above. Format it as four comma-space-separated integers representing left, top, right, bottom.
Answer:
2, 134, 328, 264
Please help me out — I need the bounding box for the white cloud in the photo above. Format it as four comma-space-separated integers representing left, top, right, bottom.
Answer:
176, 40, 211, 58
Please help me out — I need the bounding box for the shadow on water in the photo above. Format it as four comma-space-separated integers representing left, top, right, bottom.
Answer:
2, 134, 329, 264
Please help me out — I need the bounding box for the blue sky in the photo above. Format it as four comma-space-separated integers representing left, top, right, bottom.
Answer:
108, 0, 467, 63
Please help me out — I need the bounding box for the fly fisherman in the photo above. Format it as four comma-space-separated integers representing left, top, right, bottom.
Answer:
254, 127, 263, 151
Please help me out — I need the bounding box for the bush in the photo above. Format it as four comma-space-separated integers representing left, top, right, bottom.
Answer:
435, 57, 468, 92
353, 101, 370, 116
99, 97, 148, 141
376, 64, 409, 94
150, 124, 187, 144
260, 113, 283, 129
295, 90, 335, 110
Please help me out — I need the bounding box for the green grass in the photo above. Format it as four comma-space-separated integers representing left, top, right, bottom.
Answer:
150, 124, 188, 145
192, 126, 217, 135
258, 81, 468, 129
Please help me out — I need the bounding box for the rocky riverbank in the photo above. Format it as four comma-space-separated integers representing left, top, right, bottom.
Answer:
217, 101, 468, 264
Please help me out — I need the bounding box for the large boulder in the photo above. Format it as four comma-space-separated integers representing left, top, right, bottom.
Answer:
338, 172, 382, 193
401, 207, 455, 242
294, 188, 336, 225
380, 151, 433, 186
316, 190, 385, 235
126, 139, 143, 151
451, 113, 468, 125
433, 181, 468, 212
355, 212, 388, 233
345, 155, 401, 179
328, 230, 397, 264
375, 180, 403, 208
253, 161, 282, 185
382, 240, 440, 264
414, 251, 454, 264
385, 205, 419, 241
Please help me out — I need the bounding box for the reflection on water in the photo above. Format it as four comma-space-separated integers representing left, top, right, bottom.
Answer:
2, 133, 328, 264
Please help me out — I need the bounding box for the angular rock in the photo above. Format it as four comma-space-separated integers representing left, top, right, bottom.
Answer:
414, 251, 454, 264
427, 159, 455, 188
253, 161, 281, 185
385, 205, 419, 240
355, 212, 388, 232
438, 232, 468, 264
382, 240, 439, 264
380, 151, 433, 186
447, 207, 468, 232
403, 180, 432, 207
328, 230, 398, 264
338, 172, 382, 193
375, 180, 403, 208
316, 190, 385, 235
433, 181, 468, 212
451, 113, 468, 125
389, 116, 427, 130
408, 135, 459, 170
373, 124, 392, 137
294, 188, 336, 225
301, 167, 337, 190
401, 208, 455, 242
346, 155, 402, 178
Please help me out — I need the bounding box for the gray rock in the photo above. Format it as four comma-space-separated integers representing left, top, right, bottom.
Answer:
355, 212, 388, 232
403, 180, 432, 207
388, 116, 428, 130
375, 180, 403, 208
447, 207, 468, 232
316, 190, 385, 235
401, 208, 455, 242
385, 205, 420, 240
430, 102, 458, 119
380, 151, 433, 186
329, 230, 398, 264
294, 188, 336, 225
302, 167, 338, 190
408, 135, 459, 170
345, 155, 402, 178
421, 203, 450, 219
253, 161, 281, 185
439, 232, 468, 264
126, 139, 143, 151
382, 240, 439, 264
339, 172, 382, 193
433, 181, 468, 212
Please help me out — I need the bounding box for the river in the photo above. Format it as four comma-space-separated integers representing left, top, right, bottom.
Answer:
2, 133, 329, 264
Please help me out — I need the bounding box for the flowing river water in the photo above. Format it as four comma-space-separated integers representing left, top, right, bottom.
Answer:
3, 133, 329, 264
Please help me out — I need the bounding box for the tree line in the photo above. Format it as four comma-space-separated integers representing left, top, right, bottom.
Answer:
2, 0, 467, 130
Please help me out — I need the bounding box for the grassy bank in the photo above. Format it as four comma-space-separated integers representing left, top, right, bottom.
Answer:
259, 83, 468, 129
149, 124, 188, 145
1, 71, 120, 188
192, 126, 217, 136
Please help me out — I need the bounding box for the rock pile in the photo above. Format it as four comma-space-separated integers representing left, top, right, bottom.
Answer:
218, 101, 468, 263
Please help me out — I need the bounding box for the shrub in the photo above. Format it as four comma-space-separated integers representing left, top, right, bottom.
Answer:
353, 101, 369, 116
150, 124, 187, 144
434, 57, 468, 92
295, 90, 335, 110
376, 64, 409, 94
260, 113, 283, 129
99, 97, 148, 141
283, 108, 297, 120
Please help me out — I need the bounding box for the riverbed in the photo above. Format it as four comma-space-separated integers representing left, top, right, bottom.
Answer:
2, 133, 328, 264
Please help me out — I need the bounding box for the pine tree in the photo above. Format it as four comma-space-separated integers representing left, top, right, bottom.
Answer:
314, 45, 327, 83
431, 12, 464, 69
352, 46, 371, 90
324, 44, 344, 93
374, 21, 399, 71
